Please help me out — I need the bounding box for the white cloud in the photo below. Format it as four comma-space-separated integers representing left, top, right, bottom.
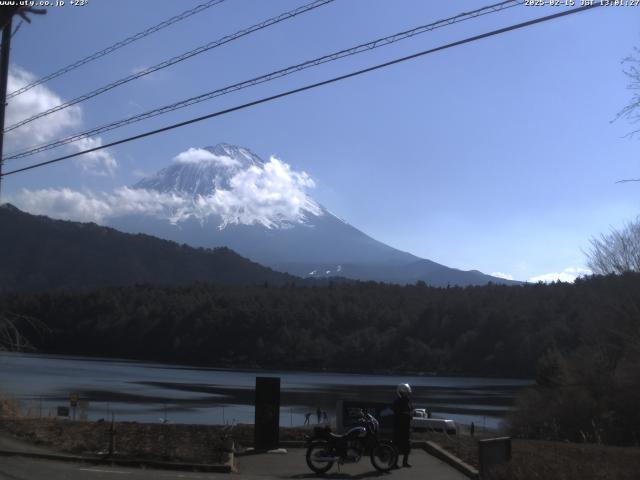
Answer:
528, 267, 592, 283
11, 187, 187, 224
204, 156, 321, 229
12, 188, 113, 223
73, 137, 118, 177
490, 272, 514, 281
12, 154, 322, 230
130, 65, 159, 81
174, 148, 240, 168
5, 66, 81, 149
5, 65, 118, 176
132, 169, 149, 178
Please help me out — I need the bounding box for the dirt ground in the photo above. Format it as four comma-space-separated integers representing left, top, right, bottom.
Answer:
0, 413, 328, 464
2, 411, 639, 478
0, 417, 233, 464
419, 431, 640, 480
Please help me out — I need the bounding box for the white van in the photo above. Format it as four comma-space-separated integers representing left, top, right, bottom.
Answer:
411, 408, 457, 435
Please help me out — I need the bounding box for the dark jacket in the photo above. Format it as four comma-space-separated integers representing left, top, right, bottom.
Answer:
392, 396, 412, 453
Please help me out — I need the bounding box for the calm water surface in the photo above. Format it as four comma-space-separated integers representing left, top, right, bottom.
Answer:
0, 352, 532, 429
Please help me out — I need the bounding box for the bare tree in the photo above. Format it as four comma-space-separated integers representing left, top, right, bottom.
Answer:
616, 48, 640, 135
587, 218, 640, 274
614, 49, 640, 184
0, 313, 46, 352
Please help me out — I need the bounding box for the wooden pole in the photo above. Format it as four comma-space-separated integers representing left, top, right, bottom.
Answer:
0, 16, 12, 198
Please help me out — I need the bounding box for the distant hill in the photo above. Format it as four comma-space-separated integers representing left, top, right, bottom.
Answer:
0, 203, 300, 291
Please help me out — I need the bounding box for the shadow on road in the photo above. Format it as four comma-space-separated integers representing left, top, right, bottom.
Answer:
289, 470, 390, 479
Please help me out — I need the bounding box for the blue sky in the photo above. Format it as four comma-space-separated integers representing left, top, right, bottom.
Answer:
3, 0, 639, 282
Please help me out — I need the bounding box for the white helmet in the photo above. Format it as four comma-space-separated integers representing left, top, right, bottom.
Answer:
397, 383, 412, 397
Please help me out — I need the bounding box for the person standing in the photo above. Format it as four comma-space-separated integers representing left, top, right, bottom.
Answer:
316, 407, 322, 424
304, 412, 311, 425
393, 383, 413, 468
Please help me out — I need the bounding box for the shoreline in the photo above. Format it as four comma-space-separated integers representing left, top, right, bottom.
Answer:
0, 350, 535, 382
1, 351, 521, 430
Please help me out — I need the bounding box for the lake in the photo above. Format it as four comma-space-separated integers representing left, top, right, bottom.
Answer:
0, 352, 532, 429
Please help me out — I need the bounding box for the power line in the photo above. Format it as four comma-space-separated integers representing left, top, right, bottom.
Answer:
4, 0, 336, 134
6, 0, 226, 100
1, 3, 601, 178
11, 20, 23, 39
5, 0, 522, 162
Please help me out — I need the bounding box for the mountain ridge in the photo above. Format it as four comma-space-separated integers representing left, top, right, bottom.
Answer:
0, 203, 302, 291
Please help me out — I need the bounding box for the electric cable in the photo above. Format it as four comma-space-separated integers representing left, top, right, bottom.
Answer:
1, 3, 601, 178
5, 0, 521, 161
3, 0, 335, 133
6, 0, 227, 100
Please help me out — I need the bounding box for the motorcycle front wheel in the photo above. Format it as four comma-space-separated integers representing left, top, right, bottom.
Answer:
370, 441, 397, 472
305, 441, 334, 474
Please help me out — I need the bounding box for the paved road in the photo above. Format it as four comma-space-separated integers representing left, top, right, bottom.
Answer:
0, 457, 223, 480
0, 448, 468, 480
238, 448, 468, 479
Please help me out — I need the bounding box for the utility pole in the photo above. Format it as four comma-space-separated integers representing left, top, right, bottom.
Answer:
0, 15, 12, 199
0, 6, 45, 199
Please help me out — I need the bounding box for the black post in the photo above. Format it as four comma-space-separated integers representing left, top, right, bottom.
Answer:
0, 16, 12, 198
254, 377, 280, 450
108, 412, 115, 456
478, 437, 512, 478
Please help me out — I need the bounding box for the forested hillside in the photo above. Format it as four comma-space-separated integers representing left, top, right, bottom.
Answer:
0, 204, 299, 290
2, 273, 638, 379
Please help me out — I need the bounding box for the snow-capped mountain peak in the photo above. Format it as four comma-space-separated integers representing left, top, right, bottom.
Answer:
209, 143, 264, 168
133, 143, 265, 197
128, 143, 323, 230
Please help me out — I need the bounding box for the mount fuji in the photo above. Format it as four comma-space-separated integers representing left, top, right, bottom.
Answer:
107, 143, 517, 286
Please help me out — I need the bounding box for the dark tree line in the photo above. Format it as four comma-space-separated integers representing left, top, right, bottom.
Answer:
0, 273, 637, 378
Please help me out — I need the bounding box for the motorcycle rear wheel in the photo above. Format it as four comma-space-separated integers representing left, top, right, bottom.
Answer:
305, 441, 334, 474
370, 441, 397, 472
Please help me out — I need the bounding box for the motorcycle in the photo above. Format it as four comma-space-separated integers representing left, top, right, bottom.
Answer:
304, 411, 397, 473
